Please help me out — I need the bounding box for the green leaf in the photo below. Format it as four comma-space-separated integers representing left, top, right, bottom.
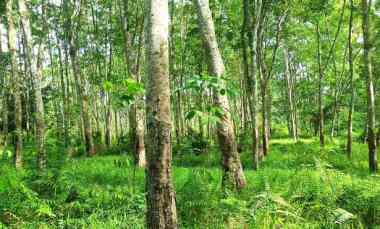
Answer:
185, 111, 197, 120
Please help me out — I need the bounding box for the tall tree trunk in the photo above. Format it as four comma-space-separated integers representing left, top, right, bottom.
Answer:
346, 0, 354, 158
0, 17, 9, 154
145, 0, 178, 228
316, 22, 325, 147
242, 0, 261, 170
361, 0, 377, 173
105, 66, 112, 147
193, 0, 246, 190
18, 0, 47, 170
105, 3, 113, 148
57, 38, 70, 147
69, 41, 95, 157
257, 10, 285, 156
261, 81, 270, 155
123, 0, 146, 167
283, 46, 297, 141
6, 0, 23, 169
65, 1, 95, 157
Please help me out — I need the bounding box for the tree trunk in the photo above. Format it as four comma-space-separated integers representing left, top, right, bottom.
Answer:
105, 4, 113, 147
283, 46, 297, 141
65, 1, 95, 157
145, 0, 178, 228
6, 0, 23, 169
242, 0, 261, 170
261, 82, 270, 155
361, 0, 377, 173
123, 0, 146, 167
316, 22, 325, 147
18, 0, 47, 170
57, 38, 70, 147
346, 0, 354, 158
0, 17, 9, 154
193, 0, 246, 190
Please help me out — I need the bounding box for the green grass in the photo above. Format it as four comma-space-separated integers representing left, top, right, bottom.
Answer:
1, 138, 380, 228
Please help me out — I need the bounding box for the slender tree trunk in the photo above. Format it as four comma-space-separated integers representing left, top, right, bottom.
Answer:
71, 53, 95, 156
347, 0, 354, 157
193, 0, 246, 190
6, 0, 23, 169
105, 3, 113, 147
65, 1, 95, 157
0, 17, 9, 154
361, 0, 377, 173
331, 89, 338, 138
316, 23, 325, 147
57, 38, 69, 147
242, 0, 261, 170
283, 46, 297, 141
123, 0, 146, 167
261, 82, 270, 155
18, 0, 47, 170
145, 0, 178, 228
114, 111, 119, 143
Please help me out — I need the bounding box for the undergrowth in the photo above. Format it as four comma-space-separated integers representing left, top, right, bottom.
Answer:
1, 138, 380, 228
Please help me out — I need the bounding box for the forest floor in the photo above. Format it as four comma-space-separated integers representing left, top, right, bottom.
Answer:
1, 138, 380, 228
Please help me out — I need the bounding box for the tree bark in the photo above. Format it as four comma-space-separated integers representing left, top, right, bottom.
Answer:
346, 0, 354, 158
283, 46, 297, 141
18, 0, 47, 170
145, 0, 178, 228
105, 2, 113, 147
6, 0, 23, 169
316, 22, 325, 147
57, 37, 70, 148
193, 0, 246, 190
0, 17, 9, 154
66, 2, 96, 157
123, 0, 146, 167
242, 0, 261, 170
361, 0, 377, 173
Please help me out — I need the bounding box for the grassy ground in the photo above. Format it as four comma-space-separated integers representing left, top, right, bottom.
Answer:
1, 138, 380, 228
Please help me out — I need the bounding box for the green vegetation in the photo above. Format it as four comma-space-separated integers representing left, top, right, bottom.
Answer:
1, 138, 379, 228
1, 0, 380, 227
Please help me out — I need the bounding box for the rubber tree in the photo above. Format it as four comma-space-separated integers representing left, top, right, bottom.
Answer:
145, 0, 178, 228
193, 0, 246, 191
6, 0, 23, 168
18, 0, 47, 170
66, 0, 95, 156
361, 0, 377, 173
122, 0, 146, 167
346, 0, 354, 158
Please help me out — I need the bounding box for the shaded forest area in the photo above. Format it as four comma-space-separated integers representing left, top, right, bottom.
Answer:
1, 0, 380, 228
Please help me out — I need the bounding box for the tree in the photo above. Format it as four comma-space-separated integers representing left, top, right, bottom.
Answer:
361, 0, 377, 173
242, 0, 262, 170
145, 0, 178, 228
193, 0, 246, 190
122, 0, 146, 167
65, 0, 95, 157
18, 0, 46, 170
0, 16, 9, 154
6, 0, 23, 169
316, 22, 325, 147
283, 46, 298, 141
346, 0, 354, 158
